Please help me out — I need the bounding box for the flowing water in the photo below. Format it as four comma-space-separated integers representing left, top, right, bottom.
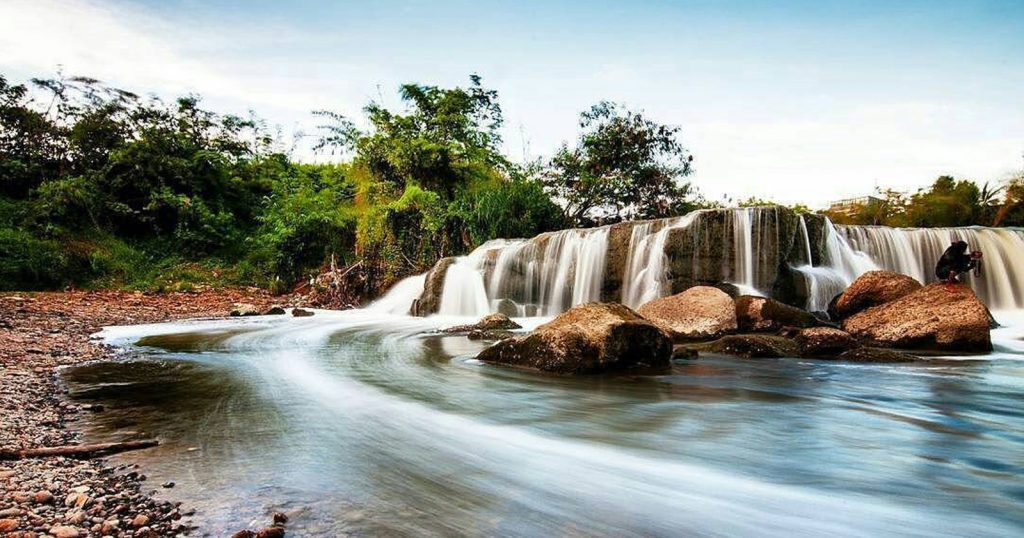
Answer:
62, 212, 1024, 537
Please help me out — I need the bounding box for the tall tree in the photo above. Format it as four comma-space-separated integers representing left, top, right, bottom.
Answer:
543, 101, 694, 225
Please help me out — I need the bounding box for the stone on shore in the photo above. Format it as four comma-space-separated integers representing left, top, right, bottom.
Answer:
843, 283, 992, 351
292, 308, 314, 317
837, 347, 919, 363
735, 295, 820, 332
476, 303, 672, 374
229, 303, 260, 316
637, 286, 737, 340
831, 270, 922, 320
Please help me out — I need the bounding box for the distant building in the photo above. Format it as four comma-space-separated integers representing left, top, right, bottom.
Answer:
827, 196, 883, 216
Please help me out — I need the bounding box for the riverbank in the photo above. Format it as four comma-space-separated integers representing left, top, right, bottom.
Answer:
0, 289, 293, 538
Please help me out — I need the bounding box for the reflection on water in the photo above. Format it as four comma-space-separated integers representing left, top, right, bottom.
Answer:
64, 311, 1024, 537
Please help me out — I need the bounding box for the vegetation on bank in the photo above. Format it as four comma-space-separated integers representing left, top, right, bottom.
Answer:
1, 71, 1022, 295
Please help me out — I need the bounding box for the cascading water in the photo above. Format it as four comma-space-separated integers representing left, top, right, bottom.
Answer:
408, 208, 1024, 318
838, 225, 1024, 310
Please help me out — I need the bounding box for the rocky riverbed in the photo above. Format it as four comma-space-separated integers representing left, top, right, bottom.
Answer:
0, 289, 291, 538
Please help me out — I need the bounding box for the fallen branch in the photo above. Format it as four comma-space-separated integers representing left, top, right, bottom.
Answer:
0, 439, 159, 460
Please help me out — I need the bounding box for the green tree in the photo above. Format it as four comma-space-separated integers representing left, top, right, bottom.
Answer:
543, 101, 694, 225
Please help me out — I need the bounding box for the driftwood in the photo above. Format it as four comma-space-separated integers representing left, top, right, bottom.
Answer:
0, 439, 159, 460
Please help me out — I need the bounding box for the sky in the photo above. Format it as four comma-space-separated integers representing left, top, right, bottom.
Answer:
1, 0, 1022, 207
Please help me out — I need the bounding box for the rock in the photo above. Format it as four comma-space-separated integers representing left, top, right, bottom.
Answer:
161, 481, 175, 488
49, 526, 80, 538
0, 509, 21, 518
832, 271, 922, 320
467, 329, 514, 341
263, 306, 286, 315
707, 335, 798, 358
411, 256, 457, 316
34, 490, 54, 504
842, 283, 992, 352
0, 519, 19, 532
795, 327, 858, 358
273, 512, 289, 525
443, 313, 522, 333
256, 527, 286, 538
671, 346, 698, 360
735, 295, 820, 332
291, 308, 314, 317
63, 493, 89, 509
495, 298, 519, 317
476, 303, 672, 374
837, 347, 919, 363
100, 520, 119, 534
229, 303, 260, 316
637, 286, 737, 340
231, 531, 257, 538
131, 514, 149, 528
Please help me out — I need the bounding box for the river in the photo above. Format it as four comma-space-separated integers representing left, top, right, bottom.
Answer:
63, 309, 1024, 537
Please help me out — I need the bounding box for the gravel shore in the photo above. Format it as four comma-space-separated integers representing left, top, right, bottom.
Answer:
1, 289, 291, 538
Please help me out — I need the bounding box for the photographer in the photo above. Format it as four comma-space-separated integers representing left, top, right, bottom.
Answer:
935, 240, 982, 285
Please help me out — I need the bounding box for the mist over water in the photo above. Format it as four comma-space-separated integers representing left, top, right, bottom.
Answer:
64, 308, 1024, 537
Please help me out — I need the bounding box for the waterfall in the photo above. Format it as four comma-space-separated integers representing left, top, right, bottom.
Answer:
367, 274, 426, 314
400, 207, 1024, 318
838, 226, 1024, 310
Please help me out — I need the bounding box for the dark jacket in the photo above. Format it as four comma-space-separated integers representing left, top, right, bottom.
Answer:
935, 241, 976, 280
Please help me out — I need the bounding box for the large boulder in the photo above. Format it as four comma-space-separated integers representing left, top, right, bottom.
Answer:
476, 303, 672, 374
637, 286, 737, 340
842, 283, 992, 352
831, 271, 922, 320
734, 295, 820, 332
410, 257, 456, 316
706, 335, 798, 358
795, 327, 858, 357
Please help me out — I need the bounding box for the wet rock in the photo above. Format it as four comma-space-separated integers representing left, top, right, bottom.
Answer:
231, 531, 257, 538
263, 306, 286, 315
229, 303, 260, 316
843, 283, 992, 352
795, 327, 859, 358
637, 286, 737, 340
671, 346, 698, 360
495, 298, 519, 317
443, 313, 522, 334
837, 347, 919, 363
831, 270, 922, 320
411, 256, 457, 316
476, 303, 672, 374
273, 512, 289, 525
161, 481, 175, 488
291, 308, 314, 317
467, 329, 515, 341
735, 295, 820, 332
707, 335, 799, 358
256, 527, 286, 538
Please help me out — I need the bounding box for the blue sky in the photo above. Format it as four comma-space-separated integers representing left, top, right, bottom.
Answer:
2, 0, 1022, 206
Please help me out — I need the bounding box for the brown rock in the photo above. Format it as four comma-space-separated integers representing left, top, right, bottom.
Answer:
291, 308, 314, 317
443, 313, 521, 333
49, 526, 80, 538
843, 284, 992, 352
832, 271, 922, 319
707, 335, 799, 358
795, 327, 858, 358
837, 347, 919, 363
256, 527, 286, 538
411, 257, 457, 316
0, 519, 19, 532
230, 531, 256, 538
637, 286, 737, 340
476, 303, 672, 374
33, 490, 53, 504
131, 514, 150, 528
735, 295, 820, 332
229, 303, 260, 316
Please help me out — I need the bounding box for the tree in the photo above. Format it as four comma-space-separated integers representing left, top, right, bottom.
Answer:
899, 176, 981, 227
543, 101, 694, 225
316, 75, 508, 199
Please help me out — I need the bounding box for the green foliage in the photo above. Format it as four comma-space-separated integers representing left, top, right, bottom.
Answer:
458, 179, 566, 244
543, 101, 694, 225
